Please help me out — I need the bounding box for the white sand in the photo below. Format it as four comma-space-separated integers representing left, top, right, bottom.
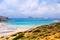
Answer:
0, 23, 32, 37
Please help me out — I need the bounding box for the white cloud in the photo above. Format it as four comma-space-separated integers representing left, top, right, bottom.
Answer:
0, 0, 60, 18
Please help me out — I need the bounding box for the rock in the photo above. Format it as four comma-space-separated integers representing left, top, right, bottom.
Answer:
0, 16, 9, 22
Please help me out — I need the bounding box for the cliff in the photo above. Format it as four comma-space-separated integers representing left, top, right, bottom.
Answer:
0, 16, 9, 22
0, 23, 60, 40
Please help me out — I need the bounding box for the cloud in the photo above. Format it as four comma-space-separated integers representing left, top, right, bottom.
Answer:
0, 0, 60, 18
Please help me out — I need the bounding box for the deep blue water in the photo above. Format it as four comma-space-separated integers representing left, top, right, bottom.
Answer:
4, 18, 55, 27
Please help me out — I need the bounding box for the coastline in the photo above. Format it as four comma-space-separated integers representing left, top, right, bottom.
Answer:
0, 22, 60, 40
0, 21, 55, 37
0, 23, 33, 37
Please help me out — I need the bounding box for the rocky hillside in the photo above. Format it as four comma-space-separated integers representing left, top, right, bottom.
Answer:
0, 16, 9, 22
0, 22, 60, 40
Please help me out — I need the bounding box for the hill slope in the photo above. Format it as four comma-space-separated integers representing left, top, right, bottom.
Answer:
0, 23, 60, 40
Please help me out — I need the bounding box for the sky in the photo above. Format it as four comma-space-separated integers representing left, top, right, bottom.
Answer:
0, 0, 60, 18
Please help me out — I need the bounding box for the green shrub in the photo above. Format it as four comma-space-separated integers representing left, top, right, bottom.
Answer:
30, 35, 37, 39
33, 29, 41, 32
13, 33, 24, 40
39, 34, 44, 36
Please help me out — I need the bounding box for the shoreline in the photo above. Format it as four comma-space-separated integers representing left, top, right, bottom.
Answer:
0, 23, 33, 37
0, 22, 60, 40
0, 22, 55, 37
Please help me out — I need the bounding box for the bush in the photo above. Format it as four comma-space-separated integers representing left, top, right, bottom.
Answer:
13, 33, 24, 40
30, 35, 37, 39
39, 34, 44, 36
11, 34, 17, 36
33, 29, 41, 32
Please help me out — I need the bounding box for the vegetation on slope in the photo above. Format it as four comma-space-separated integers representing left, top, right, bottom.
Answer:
0, 22, 60, 40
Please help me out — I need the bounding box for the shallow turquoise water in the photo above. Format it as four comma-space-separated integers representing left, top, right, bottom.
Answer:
0, 19, 55, 34
4, 19, 54, 27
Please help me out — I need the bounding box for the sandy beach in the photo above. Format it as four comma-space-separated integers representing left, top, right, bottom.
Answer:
0, 23, 32, 37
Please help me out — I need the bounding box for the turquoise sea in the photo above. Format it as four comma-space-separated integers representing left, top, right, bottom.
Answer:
4, 18, 55, 27
0, 18, 56, 34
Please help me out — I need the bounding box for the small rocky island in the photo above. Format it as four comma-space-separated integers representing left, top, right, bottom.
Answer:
0, 16, 9, 22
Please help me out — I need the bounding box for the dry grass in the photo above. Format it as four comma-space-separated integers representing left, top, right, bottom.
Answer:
0, 22, 60, 40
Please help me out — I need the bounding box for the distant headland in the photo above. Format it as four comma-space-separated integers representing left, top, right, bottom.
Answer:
0, 16, 10, 22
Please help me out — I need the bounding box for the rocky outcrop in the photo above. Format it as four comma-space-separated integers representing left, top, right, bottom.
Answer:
0, 16, 9, 22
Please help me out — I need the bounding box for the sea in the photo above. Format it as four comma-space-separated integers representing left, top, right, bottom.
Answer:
0, 18, 57, 35
4, 18, 55, 27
